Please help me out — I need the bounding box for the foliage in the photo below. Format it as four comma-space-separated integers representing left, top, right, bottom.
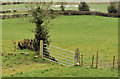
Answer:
78, 2, 89, 11
108, 2, 118, 13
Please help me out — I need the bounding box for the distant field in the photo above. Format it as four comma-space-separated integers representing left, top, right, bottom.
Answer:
1, 3, 109, 13
1, 4, 27, 11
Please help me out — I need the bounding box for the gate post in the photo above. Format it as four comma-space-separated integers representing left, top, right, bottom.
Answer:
74, 48, 80, 66
40, 40, 43, 58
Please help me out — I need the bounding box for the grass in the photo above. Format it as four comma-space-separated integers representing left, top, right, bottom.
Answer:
2, 17, 34, 53
89, 4, 109, 13
1, 4, 27, 11
4, 65, 118, 77
2, 15, 118, 77
54, 4, 109, 13
50, 15, 118, 68
1, 3, 109, 13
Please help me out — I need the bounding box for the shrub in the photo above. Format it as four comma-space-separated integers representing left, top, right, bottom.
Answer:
108, 3, 118, 13
78, 2, 89, 11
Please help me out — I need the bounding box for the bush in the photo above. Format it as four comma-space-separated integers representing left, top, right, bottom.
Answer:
108, 3, 118, 13
78, 2, 89, 11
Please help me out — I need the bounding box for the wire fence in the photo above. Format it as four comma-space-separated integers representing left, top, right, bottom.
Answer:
38, 40, 118, 68
43, 44, 75, 66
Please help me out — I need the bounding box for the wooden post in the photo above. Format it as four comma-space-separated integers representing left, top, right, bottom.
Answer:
81, 54, 83, 66
113, 56, 115, 69
96, 51, 98, 68
74, 48, 80, 66
13, 41, 16, 52
40, 40, 43, 58
92, 55, 94, 66
78, 50, 80, 66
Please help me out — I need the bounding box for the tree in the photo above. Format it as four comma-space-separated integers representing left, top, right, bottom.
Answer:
118, 2, 120, 14
29, 2, 55, 55
108, 2, 118, 13
78, 2, 89, 11
18, 2, 59, 55
60, 2, 65, 11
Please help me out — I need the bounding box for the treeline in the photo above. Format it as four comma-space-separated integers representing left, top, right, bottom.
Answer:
0, 10, 17, 13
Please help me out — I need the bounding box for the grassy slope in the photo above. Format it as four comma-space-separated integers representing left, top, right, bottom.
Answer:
50, 15, 118, 68
2, 15, 118, 77
2, 17, 34, 53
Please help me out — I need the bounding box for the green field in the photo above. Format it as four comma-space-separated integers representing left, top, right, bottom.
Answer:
1, 3, 109, 13
2, 15, 118, 77
1, 4, 27, 11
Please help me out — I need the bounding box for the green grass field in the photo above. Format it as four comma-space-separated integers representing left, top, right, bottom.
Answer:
1, 3, 109, 13
2, 15, 118, 77
1, 4, 27, 11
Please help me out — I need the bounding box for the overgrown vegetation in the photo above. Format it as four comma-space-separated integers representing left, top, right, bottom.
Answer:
78, 2, 89, 11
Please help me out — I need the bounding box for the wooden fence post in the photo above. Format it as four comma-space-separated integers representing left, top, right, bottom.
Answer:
96, 51, 98, 68
81, 54, 83, 66
113, 56, 115, 69
13, 41, 16, 52
40, 40, 43, 58
92, 55, 94, 66
74, 48, 80, 66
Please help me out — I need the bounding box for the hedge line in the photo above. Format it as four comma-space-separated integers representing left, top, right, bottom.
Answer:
0, 14, 29, 19
1, 2, 24, 5
0, 10, 17, 13
0, 10, 11, 13
1, 10, 120, 19
62, 10, 120, 18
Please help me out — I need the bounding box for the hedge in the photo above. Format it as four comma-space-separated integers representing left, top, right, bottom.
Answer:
0, 10, 12, 13
1, 10, 120, 19
1, 2, 24, 5
0, 14, 29, 19
62, 10, 120, 18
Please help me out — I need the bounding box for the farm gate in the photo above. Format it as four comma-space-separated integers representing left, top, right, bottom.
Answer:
39, 40, 77, 66
43, 43, 75, 66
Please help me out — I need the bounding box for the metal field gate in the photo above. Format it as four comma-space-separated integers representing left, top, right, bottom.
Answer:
43, 43, 75, 66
